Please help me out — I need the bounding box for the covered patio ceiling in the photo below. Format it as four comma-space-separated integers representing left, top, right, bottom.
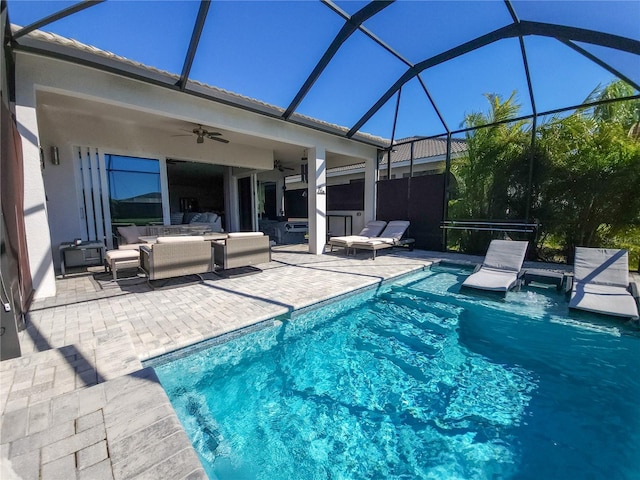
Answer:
4, 0, 640, 152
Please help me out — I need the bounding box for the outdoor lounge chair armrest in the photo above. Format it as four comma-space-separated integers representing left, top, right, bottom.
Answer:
472, 264, 482, 274
629, 281, 639, 300
564, 274, 574, 295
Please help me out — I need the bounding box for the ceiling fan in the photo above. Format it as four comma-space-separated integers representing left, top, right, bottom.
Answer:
274, 160, 294, 172
175, 124, 229, 144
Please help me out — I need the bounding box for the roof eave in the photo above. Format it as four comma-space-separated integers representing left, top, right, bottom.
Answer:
11, 25, 390, 149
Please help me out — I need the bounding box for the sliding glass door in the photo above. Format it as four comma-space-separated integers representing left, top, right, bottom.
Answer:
105, 155, 162, 226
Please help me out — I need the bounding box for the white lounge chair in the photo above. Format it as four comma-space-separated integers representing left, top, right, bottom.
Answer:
328, 220, 387, 252
350, 221, 413, 259
462, 239, 529, 293
569, 247, 639, 320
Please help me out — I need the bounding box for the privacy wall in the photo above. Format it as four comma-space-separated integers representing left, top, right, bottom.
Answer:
376, 175, 445, 251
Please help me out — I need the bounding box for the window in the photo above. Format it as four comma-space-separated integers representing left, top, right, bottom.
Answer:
106, 155, 162, 225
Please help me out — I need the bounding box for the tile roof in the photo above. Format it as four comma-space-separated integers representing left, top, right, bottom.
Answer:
13, 25, 388, 147
385, 137, 468, 164
327, 136, 467, 174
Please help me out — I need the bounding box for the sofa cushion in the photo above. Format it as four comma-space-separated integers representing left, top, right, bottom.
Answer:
118, 225, 142, 244
106, 249, 139, 262
156, 235, 204, 244
118, 243, 143, 251
183, 212, 200, 223
204, 212, 219, 223
228, 232, 264, 238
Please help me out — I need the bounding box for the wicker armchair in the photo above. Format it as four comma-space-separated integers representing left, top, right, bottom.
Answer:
212, 232, 271, 271
139, 236, 212, 282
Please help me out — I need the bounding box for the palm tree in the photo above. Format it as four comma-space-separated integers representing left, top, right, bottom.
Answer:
536, 80, 640, 262
448, 92, 531, 253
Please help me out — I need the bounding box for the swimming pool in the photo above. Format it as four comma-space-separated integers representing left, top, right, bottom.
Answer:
150, 265, 640, 479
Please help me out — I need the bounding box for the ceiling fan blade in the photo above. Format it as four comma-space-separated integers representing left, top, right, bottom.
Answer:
206, 132, 222, 137
274, 160, 294, 171
208, 136, 229, 144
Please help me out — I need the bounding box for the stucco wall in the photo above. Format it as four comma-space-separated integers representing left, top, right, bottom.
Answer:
15, 51, 378, 298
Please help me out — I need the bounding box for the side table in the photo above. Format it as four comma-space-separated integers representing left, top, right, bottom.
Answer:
59, 241, 106, 277
523, 268, 570, 292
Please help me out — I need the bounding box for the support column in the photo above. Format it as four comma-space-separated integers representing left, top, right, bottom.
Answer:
364, 152, 378, 222
15, 103, 56, 298
307, 146, 326, 254
224, 167, 238, 232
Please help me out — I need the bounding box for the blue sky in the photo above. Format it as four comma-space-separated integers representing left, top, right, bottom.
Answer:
7, 0, 640, 140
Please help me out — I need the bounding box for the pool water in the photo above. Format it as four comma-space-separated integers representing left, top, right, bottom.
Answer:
151, 265, 640, 480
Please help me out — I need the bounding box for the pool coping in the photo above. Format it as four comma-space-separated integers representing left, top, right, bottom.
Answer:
144, 262, 445, 369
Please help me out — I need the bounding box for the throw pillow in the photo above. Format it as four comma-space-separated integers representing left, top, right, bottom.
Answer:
170, 212, 184, 225
117, 225, 141, 244
189, 213, 204, 224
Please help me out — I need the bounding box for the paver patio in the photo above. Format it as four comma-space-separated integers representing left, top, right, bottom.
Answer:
1, 245, 573, 479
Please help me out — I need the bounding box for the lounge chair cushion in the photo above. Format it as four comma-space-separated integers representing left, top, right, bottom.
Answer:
378, 221, 410, 241
462, 240, 529, 293
328, 221, 387, 248
482, 240, 529, 272
573, 247, 629, 288
349, 221, 412, 248
570, 283, 639, 319
350, 239, 394, 249
462, 267, 521, 292
329, 235, 375, 247
366, 237, 397, 244
356, 220, 388, 238
569, 247, 638, 319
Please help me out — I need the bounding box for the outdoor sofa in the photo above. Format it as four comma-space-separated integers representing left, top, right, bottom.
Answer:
115, 214, 223, 250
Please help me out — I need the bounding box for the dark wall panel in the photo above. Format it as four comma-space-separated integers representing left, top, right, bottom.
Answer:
327, 182, 364, 211
376, 178, 408, 221
285, 189, 308, 218
376, 175, 445, 251
407, 175, 445, 251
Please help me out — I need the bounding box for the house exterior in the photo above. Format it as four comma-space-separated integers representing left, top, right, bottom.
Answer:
4, 27, 389, 302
